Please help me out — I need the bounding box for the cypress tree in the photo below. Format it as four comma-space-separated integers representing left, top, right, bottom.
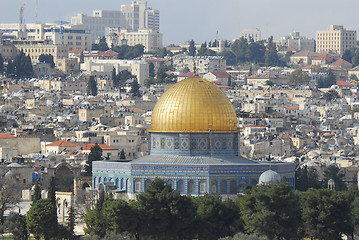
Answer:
87, 76, 98, 96
33, 182, 41, 202
47, 176, 56, 205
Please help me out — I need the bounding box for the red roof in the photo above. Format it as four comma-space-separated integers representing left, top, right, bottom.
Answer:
105, 50, 119, 56
336, 80, 353, 87
69, 49, 84, 54
179, 72, 195, 77
0, 133, 16, 139
284, 106, 299, 110
330, 58, 352, 67
313, 53, 333, 61
46, 140, 78, 147
210, 72, 230, 78
81, 144, 118, 151
302, 65, 315, 69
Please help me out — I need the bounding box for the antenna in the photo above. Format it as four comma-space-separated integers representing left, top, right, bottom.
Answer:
19, 0, 26, 40
35, 0, 39, 23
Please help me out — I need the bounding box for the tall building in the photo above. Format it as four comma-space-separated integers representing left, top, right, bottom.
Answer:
71, 1, 160, 42
106, 28, 162, 52
276, 32, 315, 52
241, 28, 261, 42
316, 25, 357, 55
92, 76, 295, 197
0, 23, 92, 51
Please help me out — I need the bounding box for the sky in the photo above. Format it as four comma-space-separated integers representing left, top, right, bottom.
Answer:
0, 0, 358, 45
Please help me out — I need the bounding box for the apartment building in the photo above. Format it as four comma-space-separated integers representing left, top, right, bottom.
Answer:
71, 1, 159, 41
276, 32, 315, 52
107, 28, 162, 52
0, 23, 92, 51
241, 28, 261, 42
316, 25, 357, 55
173, 56, 227, 75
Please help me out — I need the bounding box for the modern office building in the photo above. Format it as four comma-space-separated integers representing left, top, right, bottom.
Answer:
107, 28, 162, 52
0, 23, 92, 51
316, 25, 357, 55
241, 28, 261, 42
71, 1, 159, 42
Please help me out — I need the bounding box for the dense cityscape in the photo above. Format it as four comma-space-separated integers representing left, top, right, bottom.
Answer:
0, 1, 358, 239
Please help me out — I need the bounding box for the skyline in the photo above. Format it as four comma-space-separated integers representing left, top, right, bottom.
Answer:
0, 0, 358, 45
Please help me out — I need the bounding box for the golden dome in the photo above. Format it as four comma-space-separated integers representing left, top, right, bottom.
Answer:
150, 77, 238, 133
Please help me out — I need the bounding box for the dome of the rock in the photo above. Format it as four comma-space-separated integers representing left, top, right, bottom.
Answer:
150, 76, 238, 133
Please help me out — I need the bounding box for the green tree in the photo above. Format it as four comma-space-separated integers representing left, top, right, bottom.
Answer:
12, 50, 33, 78
130, 79, 141, 97
156, 66, 168, 82
102, 199, 140, 235
33, 182, 41, 202
220, 50, 237, 66
342, 49, 352, 63
295, 166, 321, 191
137, 178, 197, 240
87, 76, 98, 96
111, 67, 118, 88
27, 199, 58, 240
322, 165, 347, 190
239, 182, 302, 240
246, 42, 265, 63
220, 232, 268, 240
323, 89, 340, 102
4, 212, 28, 240
85, 143, 103, 176
38, 54, 55, 67
118, 69, 133, 86
288, 69, 310, 85
120, 149, 126, 159
156, 48, 167, 58
92, 37, 109, 51
302, 188, 352, 240
84, 189, 106, 238
264, 49, 282, 67
353, 196, 359, 236
66, 206, 76, 236
7, 59, 15, 76
47, 177, 56, 205
188, 40, 196, 56
195, 194, 242, 240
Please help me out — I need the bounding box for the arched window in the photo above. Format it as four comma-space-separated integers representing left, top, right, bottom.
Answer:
211, 180, 217, 193
103, 177, 107, 182
93, 177, 97, 188
98, 177, 102, 184
115, 178, 119, 188
220, 181, 227, 194
188, 180, 195, 194
176, 180, 184, 193
230, 180, 236, 194
121, 178, 124, 189
134, 179, 141, 193
199, 180, 206, 194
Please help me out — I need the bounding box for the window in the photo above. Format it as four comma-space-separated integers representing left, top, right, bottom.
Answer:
188, 180, 195, 194
135, 179, 141, 192
199, 180, 206, 194
176, 180, 184, 192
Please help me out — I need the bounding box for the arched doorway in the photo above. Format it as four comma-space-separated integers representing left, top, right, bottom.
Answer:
54, 164, 74, 192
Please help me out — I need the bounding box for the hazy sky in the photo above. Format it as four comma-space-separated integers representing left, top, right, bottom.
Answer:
0, 0, 358, 45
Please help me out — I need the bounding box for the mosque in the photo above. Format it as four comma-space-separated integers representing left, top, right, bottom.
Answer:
92, 76, 295, 197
